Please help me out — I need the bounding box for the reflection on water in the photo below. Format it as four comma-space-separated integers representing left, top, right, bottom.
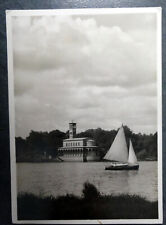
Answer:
17, 161, 158, 201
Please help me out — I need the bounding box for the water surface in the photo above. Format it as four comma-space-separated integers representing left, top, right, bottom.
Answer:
17, 161, 157, 201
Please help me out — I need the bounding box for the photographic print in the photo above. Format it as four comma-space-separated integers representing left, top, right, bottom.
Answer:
6, 8, 162, 224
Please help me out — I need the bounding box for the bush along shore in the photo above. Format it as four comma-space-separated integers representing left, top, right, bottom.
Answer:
17, 182, 158, 220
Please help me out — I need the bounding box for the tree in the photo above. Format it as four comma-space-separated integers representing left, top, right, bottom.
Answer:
16, 126, 157, 162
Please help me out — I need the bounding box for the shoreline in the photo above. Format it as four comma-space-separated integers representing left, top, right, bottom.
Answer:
16, 159, 157, 163
17, 182, 158, 220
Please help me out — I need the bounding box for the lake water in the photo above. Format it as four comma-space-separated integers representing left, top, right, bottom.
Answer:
17, 161, 158, 201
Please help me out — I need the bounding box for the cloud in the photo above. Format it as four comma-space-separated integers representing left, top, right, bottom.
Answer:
12, 13, 158, 137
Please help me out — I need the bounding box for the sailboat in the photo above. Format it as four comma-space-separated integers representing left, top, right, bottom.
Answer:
104, 126, 139, 170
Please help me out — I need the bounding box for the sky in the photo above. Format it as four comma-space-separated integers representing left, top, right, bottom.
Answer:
12, 11, 158, 138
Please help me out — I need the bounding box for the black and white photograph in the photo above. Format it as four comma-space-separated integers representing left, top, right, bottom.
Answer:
6, 8, 162, 223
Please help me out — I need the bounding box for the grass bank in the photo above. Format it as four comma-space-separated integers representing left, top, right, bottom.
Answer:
18, 182, 158, 220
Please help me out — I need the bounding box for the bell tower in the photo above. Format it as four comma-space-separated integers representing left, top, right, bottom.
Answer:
69, 122, 76, 139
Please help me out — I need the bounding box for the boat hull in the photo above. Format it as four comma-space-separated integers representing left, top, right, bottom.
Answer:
105, 163, 139, 170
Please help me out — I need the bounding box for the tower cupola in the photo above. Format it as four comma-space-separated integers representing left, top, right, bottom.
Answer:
69, 122, 76, 139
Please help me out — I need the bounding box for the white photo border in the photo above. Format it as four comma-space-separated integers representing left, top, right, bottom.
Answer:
6, 7, 163, 224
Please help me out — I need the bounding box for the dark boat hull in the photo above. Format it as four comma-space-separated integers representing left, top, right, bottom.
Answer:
105, 164, 139, 170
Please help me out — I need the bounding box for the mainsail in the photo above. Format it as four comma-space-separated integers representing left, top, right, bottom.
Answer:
104, 126, 128, 162
128, 139, 138, 164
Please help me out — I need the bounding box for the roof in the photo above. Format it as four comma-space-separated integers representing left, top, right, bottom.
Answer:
58, 146, 98, 150
63, 137, 88, 141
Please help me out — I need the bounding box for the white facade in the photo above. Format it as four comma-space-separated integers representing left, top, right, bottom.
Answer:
58, 123, 100, 162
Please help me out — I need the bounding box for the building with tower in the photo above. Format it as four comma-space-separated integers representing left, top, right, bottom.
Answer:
58, 122, 100, 162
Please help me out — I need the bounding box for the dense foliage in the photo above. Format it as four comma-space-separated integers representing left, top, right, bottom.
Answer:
16, 130, 66, 162
16, 126, 157, 162
18, 182, 158, 220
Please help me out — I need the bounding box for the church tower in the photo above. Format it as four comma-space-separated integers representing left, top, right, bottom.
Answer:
69, 122, 76, 139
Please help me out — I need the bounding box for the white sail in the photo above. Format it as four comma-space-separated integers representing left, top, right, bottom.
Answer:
104, 126, 128, 162
128, 139, 137, 164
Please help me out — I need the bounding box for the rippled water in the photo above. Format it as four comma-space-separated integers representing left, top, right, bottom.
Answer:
17, 161, 158, 201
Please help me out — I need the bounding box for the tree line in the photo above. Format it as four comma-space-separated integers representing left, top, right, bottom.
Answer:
16, 126, 157, 162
